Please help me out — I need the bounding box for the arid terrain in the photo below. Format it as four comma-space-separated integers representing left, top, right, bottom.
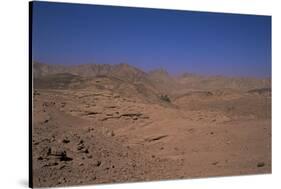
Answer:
32, 62, 271, 187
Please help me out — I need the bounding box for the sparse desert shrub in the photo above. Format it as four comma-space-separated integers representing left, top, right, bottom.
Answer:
160, 94, 171, 103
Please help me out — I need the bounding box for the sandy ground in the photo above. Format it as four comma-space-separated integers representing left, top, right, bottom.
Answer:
32, 83, 271, 187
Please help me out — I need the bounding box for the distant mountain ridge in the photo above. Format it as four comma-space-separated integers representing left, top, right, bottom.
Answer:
33, 62, 271, 93
34, 62, 147, 81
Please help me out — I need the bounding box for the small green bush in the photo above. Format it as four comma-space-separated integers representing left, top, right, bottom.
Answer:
160, 94, 171, 102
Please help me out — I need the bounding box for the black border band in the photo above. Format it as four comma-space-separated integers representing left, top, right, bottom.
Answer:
29, 1, 33, 188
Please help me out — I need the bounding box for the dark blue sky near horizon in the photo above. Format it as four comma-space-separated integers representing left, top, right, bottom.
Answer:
32, 2, 271, 77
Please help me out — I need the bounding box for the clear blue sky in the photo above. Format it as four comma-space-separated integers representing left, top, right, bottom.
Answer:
32, 1, 271, 77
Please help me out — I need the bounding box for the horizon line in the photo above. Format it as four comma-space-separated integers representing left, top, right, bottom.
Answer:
33, 61, 271, 79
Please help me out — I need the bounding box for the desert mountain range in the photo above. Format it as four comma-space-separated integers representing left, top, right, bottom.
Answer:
34, 62, 271, 94
32, 61, 271, 187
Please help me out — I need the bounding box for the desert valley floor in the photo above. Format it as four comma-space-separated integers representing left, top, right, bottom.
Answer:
32, 63, 271, 187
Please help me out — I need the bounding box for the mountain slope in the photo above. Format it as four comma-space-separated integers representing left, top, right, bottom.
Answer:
33, 62, 271, 96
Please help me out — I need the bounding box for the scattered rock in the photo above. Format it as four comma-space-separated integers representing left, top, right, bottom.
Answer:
47, 147, 52, 156
84, 148, 89, 154
132, 162, 137, 168
94, 160, 101, 167
86, 112, 100, 116
257, 162, 265, 168
77, 140, 85, 151
59, 165, 66, 170
57, 177, 67, 184
212, 161, 219, 165
87, 155, 93, 159
62, 138, 70, 144
60, 102, 66, 108
50, 151, 73, 162
188, 128, 195, 133
87, 128, 94, 132
145, 135, 168, 142
100, 116, 122, 121
42, 162, 58, 167
77, 145, 84, 150
110, 130, 115, 137
33, 90, 40, 96
121, 113, 142, 117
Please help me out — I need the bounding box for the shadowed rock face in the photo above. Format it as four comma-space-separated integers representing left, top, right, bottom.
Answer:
32, 62, 271, 187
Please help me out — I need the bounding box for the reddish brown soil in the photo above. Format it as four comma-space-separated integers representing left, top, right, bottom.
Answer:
32, 86, 271, 187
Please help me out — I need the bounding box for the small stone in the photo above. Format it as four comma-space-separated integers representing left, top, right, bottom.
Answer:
257, 162, 265, 167
47, 147, 52, 155
59, 151, 73, 161
62, 138, 70, 143
84, 148, 89, 154
94, 160, 101, 167
111, 131, 115, 137
79, 140, 84, 145
59, 165, 66, 170
87, 155, 93, 159
77, 146, 84, 150
212, 161, 219, 165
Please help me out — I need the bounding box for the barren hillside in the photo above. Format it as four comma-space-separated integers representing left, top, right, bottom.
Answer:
32, 62, 271, 187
